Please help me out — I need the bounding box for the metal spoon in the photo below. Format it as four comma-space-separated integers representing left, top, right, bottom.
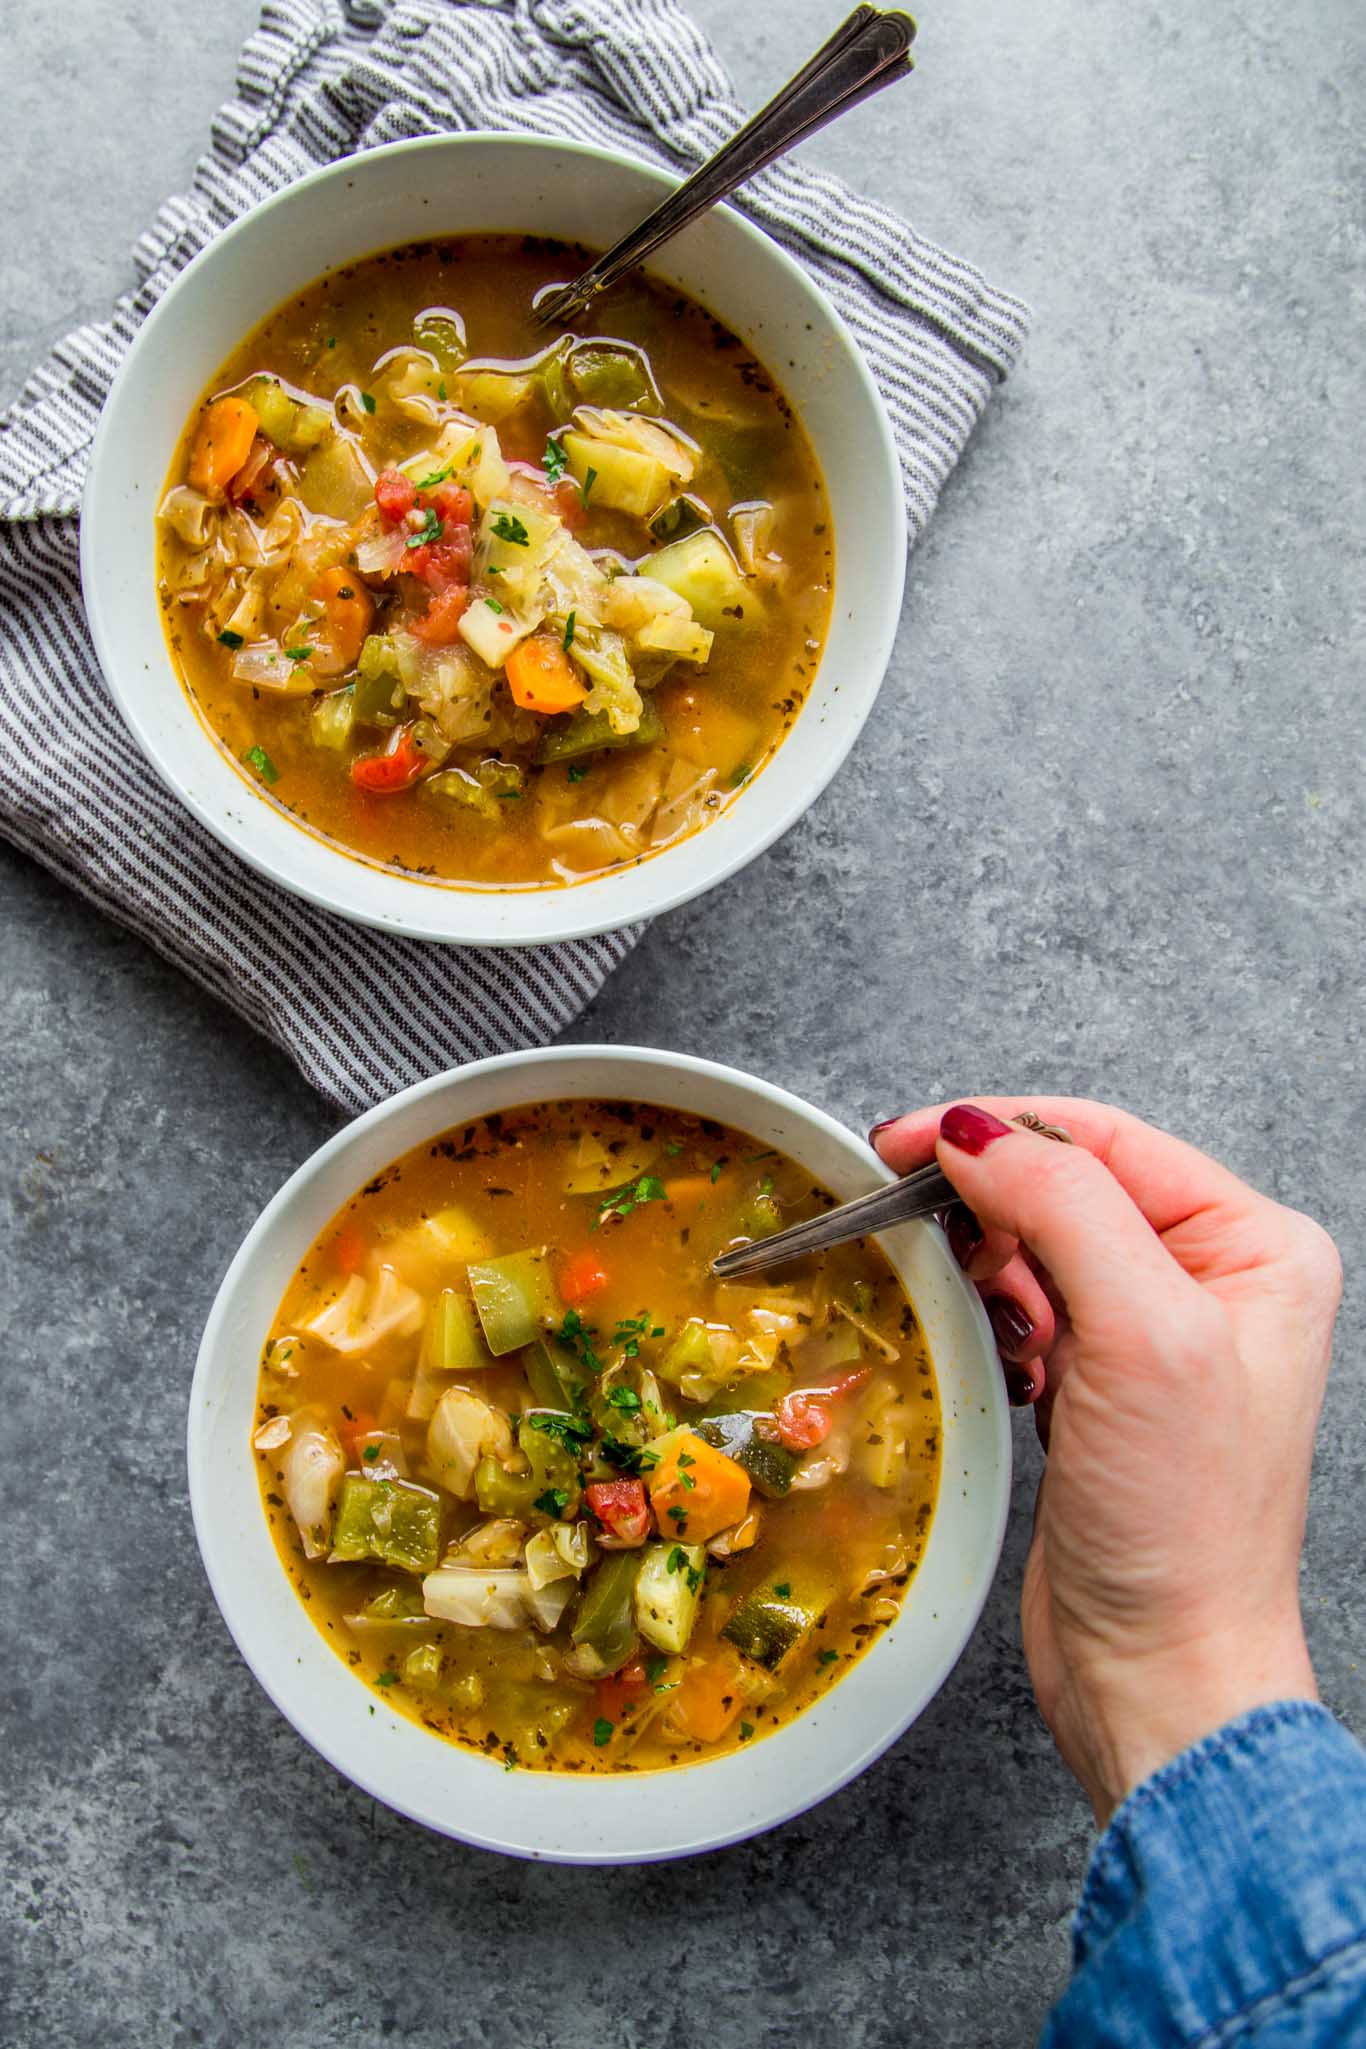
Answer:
711, 1115, 1074, 1280
533, 6, 916, 331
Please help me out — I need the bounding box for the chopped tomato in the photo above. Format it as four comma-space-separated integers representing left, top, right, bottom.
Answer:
559, 1251, 609, 1306
340, 1410, 380, 1462
350, 727, 426, 795
553, 478, 588, 531
429, 481, 472, 526
375, 467, 417, 522
772, 1369, 872, 1452
406, 528, 473, 592
411, 583, 470, 646
333, 1222, 368, 1273
586, 1479, 652, 1549
595, 1659, 649, 1725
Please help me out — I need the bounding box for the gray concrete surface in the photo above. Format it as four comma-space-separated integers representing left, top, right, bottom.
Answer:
3, 1, 1363, 2043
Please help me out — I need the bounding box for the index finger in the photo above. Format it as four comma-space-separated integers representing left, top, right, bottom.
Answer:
871, 1095, 1267, 1238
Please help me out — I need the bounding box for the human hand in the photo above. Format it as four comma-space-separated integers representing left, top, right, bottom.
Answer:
871, 1098, 1341, 1823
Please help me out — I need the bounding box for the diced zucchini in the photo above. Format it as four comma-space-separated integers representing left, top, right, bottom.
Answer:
569, 1552, 642, 1677
310, 686, 354, 750
328, 1476, 442, 1575
458, 596, 537, 670
657, 1319, 716, 1389
535, 695, 664, 765
646, 528, 746, 629
569, 340, 662, 413
473, 1454, 540, 1520
563, 432, 669, 521
634, 1541, 706, 1654
720, 1575, 832, 1669
695, 1414, 797, 1500
420, 1289, 491, 1375
467, 1249, 560, 1355
413, 306, 467, 373
648, 494, 711, 544
518, 1412, 582, 1516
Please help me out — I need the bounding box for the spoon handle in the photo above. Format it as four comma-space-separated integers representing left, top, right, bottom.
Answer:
711, 1159, 954, 1280
535, 7, 916, 327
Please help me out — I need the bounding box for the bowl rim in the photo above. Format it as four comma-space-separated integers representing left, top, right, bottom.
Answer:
81, 130, 907, 948
187, 1044, 1011, 1862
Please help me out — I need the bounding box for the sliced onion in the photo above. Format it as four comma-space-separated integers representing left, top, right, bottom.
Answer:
157, 485, 216, 547
230, 640, 317, 694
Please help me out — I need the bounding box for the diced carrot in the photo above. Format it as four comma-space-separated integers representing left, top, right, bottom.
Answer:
312, 566, 374, 670
668, 1648, 747, 1744
595, 1659, 649, 1726
647, 1429, 750, 1545
340, 1409, 379, 1462
188, 396, 260, 497
505, 635, 587, 716
333, 1222, 368, 1273
559, 1250, 608, 1306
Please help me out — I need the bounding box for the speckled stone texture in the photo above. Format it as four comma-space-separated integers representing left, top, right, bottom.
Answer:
3, 2, 1363, 2043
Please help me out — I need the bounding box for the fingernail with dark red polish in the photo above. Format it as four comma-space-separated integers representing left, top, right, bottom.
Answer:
985, 1293, 1035, 1358
868, 1118, 898, 1147
940, 1103, 1014, 1156
1004, 1363, 1039, 1408
945, 1204, 983, 1268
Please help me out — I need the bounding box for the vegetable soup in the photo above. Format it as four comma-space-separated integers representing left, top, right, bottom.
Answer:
254, 1100, 940, 1775
157, 236, 833, 888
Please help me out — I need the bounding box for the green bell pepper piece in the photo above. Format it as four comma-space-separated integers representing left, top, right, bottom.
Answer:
473, 1455, 541, 1520
525, 1335, 589, 1411
310, 686, 355, 750
647, 493, 712, 545
570, 1552, 642, 1676
569, 340, 662, 413
421, 1290, 492, 1375
413, 307, 468, 373
535, 696, 665, 766
329, 1477, 442, 1575
353, 636, 407, 725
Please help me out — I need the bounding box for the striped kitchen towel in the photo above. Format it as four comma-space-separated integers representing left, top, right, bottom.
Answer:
0, 0, 1028, 1115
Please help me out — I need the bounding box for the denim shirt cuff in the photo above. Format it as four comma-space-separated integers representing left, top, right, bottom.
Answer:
1074, 1701, 1366, 2041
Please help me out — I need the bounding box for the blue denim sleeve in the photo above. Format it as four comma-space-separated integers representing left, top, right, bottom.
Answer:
1041, 1702, 1366, 2046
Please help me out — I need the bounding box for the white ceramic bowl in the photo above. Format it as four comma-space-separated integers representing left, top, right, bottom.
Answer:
82, 134, 906, 947
189, 1046, 1010, 1862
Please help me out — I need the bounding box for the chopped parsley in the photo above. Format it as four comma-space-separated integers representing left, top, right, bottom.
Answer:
593, 1716, 614, 1748
580, 465, 598, 507
284, 645, 312, 663
710, 1162, 723, 1184
533, 1487, 570, 1517
490, 511, 530, 547
739, 1721, 755, 1742
484, 596, 505, 615
438, 380, 448, 401
773, 1581, 792, 1599
593, 1174, 667, 1229
406, 507, 442, 550
600, 1437, 658, 1478
668, 1506, 689, 1529
666, 1545, 688, 1574
817, 1649, 840, 1667
216, 628, 244, 650
606, 1386, 642, 1414
360, 390, 376, 414
612, 1311, 661, 1358
727, 761, 753, 788
362, 1443, 380, 1462
416, 464, 452, 488
242, 745, 279, 785
677, 1451, 695, 1468
558, 1308, 603, 1378
664, 1141, 683, 1157
375, 1671, 398, 1688
562, 608, 577, 653
544, 436, 568, 484
645, 1655, 669, 1684
679, 1470, 696, 1491
527, 1412, 592, 1451
686, 1564, 703, 1593
567, 763, 589, 784
326, 336, 336, 349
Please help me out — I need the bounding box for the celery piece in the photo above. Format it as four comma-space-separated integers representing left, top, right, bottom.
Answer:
360, 1585, 426, 1623
426, 768, 501, 822
329, 1477, 442, 1575
721, 1590, 815, 1669
647, 494, 711, 545
695, 1414, 797, 1501
473, 1454, 541, 1520
518, 1414, 582, 1516
310, 686, 355, 751
634, 1541, 706, 1654
467, 1249, 560, 1355
353, 637, 407, 724
413, 306, 468, 373
570, 1552, 642, 1675
402, 1641, 445, 1690
656, 1318, 715, 1389
646, 528, 746, 629
535, 696, 664, 766
421, 1289, 491, 1375
569, 341, 662, 414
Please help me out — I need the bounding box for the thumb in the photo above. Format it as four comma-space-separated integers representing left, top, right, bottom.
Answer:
936, 1104, 1207, 1349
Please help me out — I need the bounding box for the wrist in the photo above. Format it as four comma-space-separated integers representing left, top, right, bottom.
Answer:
1065, 1621, 1318, 1826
